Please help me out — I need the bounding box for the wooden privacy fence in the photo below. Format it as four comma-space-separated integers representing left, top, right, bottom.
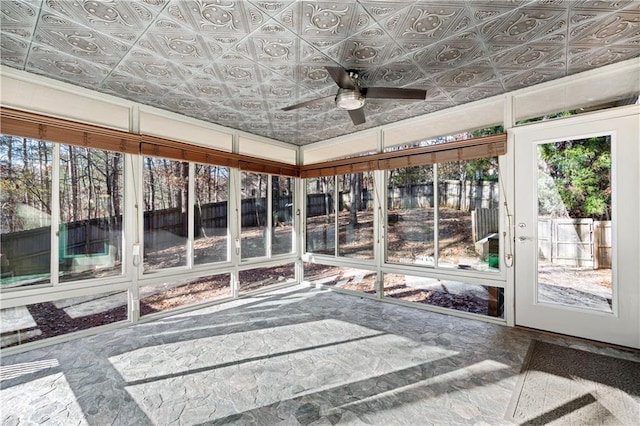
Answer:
471, 208, 499, 242
387, 180, 500, 211
1, 226, 51, 277
1, 217, 124, 277
307, 180, 500, 217
307, 193, 334, 217
538, 218, 612, 269
2, 196, 297, 276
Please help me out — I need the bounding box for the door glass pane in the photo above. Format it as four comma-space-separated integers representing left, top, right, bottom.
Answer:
241, 172, 267, 259
59, 146, 123, 282
1, 136, 53, 288
143, 157, 189, 271
338, 172, 374, 259
537, 136, 612, 313
306, 177, 335, 255
194, 164, 228, 264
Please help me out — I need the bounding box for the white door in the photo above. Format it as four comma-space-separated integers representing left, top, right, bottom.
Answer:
513, 107, 639, 348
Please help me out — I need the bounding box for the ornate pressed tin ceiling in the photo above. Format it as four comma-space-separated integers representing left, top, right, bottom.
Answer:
1, 0, 639, 145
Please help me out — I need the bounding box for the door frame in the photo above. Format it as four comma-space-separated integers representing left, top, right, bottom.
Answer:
510, 105, 639, 348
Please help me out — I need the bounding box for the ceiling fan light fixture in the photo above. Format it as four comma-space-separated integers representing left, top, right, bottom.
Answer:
335, 89, 365, 110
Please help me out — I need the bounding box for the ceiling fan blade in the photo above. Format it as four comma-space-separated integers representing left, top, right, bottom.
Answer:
326, 66, 356, 90
348, 108, 366, 125
281, 95, 334, 111
364, 87, 426, 100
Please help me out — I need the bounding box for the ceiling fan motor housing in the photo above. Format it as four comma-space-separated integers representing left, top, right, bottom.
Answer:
335, 88, 365, 110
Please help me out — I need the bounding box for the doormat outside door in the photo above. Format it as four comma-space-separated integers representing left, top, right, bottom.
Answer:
505, 340, 639, 425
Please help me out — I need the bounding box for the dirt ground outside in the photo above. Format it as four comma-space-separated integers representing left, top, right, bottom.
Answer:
537, 263, 613, 313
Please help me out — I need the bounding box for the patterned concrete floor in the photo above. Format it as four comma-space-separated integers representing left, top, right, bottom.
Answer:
1, 284, 638, 425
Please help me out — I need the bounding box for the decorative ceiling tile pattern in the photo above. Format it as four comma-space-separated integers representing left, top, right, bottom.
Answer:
1, 0, 639, 145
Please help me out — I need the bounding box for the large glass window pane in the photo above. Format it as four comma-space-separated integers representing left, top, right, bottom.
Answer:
1, 136, 53, 288
338, 172, 374, 259
271, 176, 294, 256
238, 263, 295, 294
383, 273, 504, 318
537, 136, 612, 312
59, 146, 123, 282
194, 164, 229, 264
241, 172, 267, 259
143, 158, 189, 271
1, 290, 128, 348
140, 273, 231, 316
304, 263, 376, 295
387, 166, 435, 266
437, 159, 500, 271
305, 177, 335, 255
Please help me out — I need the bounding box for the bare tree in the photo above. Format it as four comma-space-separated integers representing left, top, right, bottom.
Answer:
349, 172, 362, 225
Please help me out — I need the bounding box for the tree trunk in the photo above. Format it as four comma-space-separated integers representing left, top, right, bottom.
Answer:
110, 153, 121, 218
41, 141, 51, 215
323, 177, 331, 223
180, 162, 188, 237
85, 148, 95, 220
349, 173, 361, 225
22, 138, 29, 207
5, 137, 16, 231
69, 147, 79, 221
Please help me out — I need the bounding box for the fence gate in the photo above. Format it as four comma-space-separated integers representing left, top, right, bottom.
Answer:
537, 218, 611, 269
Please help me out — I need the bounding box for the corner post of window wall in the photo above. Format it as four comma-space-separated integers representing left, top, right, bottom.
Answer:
373, 168, 386, 299
295, 147, 305, 284
333, 175, 339, 257
265, 172, 273, 259
503, 94, 516, 326
125, 152, 141, 322
187, 163, 195, 269
51, 143, 61, 286
229, 134, 241, 298
128, 105, 141, 322
432, 163, 440, 267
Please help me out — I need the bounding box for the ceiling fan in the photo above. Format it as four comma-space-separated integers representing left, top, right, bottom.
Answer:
281, 66, 427, 125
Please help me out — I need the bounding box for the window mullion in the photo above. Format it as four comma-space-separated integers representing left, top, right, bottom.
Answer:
51, 143, 60, 286
266, 174, 273, 259
229, 167, 240, 297
295, 177, 304, 282
332, 175, 340, 257
187, 162, 195, 269
374, 169, 385, 298
433, 163, 440, 268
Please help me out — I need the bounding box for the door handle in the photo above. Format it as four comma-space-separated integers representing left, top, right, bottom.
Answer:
518, 236, 529, 242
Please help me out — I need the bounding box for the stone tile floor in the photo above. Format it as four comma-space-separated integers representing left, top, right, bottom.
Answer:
1, 284, 638, 425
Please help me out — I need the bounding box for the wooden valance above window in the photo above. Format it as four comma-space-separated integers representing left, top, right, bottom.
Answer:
1, 107, 506, 179
0, 107, 139, 154
299, 133, 507, 178
0, 107, 299, 177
